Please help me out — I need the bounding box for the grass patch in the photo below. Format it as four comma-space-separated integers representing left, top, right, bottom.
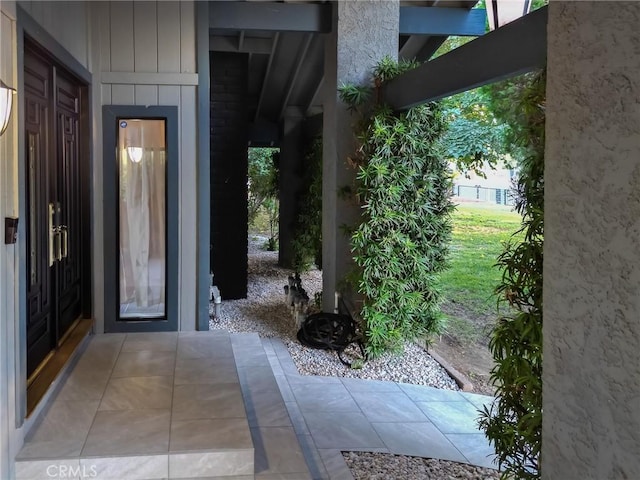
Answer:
439, 202, 522, 343
249, 207, 279, 251
249, 207, 272, 236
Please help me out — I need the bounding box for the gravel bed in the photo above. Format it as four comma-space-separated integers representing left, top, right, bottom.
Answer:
209, 236, 497, 479
343, 452, 499, 480
209, 235, 458, 390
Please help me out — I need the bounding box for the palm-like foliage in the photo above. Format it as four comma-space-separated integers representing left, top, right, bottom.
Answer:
339, 57, 454, 357
478, 70, 545, 480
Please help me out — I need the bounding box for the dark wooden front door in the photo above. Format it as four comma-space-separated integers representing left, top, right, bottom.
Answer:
24, 41, 88, 378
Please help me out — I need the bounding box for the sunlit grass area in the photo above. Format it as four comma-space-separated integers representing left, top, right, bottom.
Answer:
250, 200, 522, 344
439, 201, 523, 343
249, 207, 272, 236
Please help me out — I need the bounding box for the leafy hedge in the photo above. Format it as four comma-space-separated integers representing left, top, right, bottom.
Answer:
291, 137, 323, 272
479, 70, 546, 479
248, 148, 279, 249
340, 58, 454, 357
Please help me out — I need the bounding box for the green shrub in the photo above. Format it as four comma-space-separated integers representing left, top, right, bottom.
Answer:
478, 70, 545, 480
340, 57, 454, 358
248, 148, 279, 247
291, 137, 323, 271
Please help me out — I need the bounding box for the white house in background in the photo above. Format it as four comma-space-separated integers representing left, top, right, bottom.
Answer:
451, 162, 517, 204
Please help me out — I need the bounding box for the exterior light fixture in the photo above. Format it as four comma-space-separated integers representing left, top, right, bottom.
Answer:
486, 0, 531, 31
0, 80, 16, 136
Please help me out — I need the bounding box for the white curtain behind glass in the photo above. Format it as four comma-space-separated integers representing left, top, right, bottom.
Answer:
118, 120, 166, 317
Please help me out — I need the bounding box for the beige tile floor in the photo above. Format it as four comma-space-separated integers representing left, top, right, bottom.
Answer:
16, 332, 260, 480
16, 330, 497, 480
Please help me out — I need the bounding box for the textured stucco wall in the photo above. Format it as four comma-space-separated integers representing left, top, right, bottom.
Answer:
335, 1, 399, 85
322, 0, 398, 311
543, 2, 640, 478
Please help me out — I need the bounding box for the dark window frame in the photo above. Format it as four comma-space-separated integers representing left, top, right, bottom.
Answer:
102, 105, 179, 332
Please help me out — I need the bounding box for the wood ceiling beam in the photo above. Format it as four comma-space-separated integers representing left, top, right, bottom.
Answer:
305, 74, 324, 117
399, 36, 448, 62
414, 36, 448, 62
210, 2, 331, 33
279, 33, 314, 120
399, 7, 486, 36
211, 2, 483, 37
254, 32, 280, 122
384, 6, 547, 110
209, 36, 272, 54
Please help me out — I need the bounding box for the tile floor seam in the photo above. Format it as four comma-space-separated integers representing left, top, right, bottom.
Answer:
317, 448, 355, 480
411, 404, 479, 465
22, 332, 496, 477
167, 333, 179, 456
298, 426, 331, 479
445, 433, 491, 467
252, 426, 310, 472
253, 339, 322, 478
355, 388, 428, 426
265, 337, 496, 473
415, 400, 485, 434
245, 350, 310, 477
333, 386, 390, 450
267, 346, 350, 480
446, 436, 477, 466
78, 333, 126, 458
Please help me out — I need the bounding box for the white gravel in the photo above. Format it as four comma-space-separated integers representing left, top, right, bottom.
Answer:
343, 452, 499, 480
209, 236, 499, 479
209, 235, 458, 390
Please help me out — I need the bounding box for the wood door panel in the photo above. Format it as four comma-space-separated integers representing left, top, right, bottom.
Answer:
25, 41, 89, 376
26, 129, 51, 310
56, 88, 78, 113
56, 106, 82, 340
25, 47, 54, 376
24, 52, 50, 98
25, 129, 54, 375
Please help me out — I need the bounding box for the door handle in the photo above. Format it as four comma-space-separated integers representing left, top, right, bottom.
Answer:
54, 226, 62, 262
56, 202, 65, 261
48, 203, 56, 266
48, 203, 66, 263
60, 225, 68, 259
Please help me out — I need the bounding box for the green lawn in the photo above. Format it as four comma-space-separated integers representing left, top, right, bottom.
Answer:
439, 202, 523, 343
250, 200, 521, 344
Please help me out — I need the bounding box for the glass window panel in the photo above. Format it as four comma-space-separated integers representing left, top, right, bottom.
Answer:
117, 119, 167, 319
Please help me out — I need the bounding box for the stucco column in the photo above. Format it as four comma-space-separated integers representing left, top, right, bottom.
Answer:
543, 2, 640, 478
322, 0, 399, 312
278, 109, 304, 269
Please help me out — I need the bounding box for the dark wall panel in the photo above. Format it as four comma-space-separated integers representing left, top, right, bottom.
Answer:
210, 52, 249, 299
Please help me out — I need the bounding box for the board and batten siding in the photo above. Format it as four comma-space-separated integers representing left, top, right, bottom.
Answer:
93, 1, 199, 331
17, 1, 90, 68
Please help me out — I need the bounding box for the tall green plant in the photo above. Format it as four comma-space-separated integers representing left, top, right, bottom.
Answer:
291, 137, 323, 271
340, 57, 454, 358
441, 88, 510, 176
248, 148, 279, 249
478, 70, 545, 479
248, 147, 279, 225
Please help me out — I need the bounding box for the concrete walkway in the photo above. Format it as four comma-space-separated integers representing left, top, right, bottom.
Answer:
252, 336, 498, 479
17, 331, 497, 479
